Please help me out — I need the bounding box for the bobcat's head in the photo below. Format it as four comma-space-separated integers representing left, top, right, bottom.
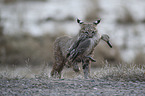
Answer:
77, 19, 101, 38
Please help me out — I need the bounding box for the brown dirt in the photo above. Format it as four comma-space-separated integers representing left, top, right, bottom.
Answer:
0, 78, 145, 96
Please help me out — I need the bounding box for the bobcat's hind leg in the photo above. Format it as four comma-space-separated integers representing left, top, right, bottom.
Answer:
51, 42, 65, 78
51, 56, 65, 78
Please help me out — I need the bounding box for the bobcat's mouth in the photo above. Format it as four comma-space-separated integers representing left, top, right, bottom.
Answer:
88, 35, 93, 38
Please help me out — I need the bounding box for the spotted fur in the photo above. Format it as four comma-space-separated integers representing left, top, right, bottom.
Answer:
50, 19, 110, 79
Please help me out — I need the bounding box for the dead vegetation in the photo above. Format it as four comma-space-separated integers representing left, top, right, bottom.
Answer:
0, 33, 58, 67
0, 32, 144, 82
0, 32, 122, 68
93, 63, 145, 82
0, 32, 144, 69
116, 6, 135, 24
0, 62, 145, 82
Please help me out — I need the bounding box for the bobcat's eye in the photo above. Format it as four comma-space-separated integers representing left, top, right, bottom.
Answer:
85, 32, 88, 34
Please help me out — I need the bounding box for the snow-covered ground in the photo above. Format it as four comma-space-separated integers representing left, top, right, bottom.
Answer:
0, 0, 145, 62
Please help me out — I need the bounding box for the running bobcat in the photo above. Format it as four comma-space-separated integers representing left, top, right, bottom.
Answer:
51, 19, 112, 78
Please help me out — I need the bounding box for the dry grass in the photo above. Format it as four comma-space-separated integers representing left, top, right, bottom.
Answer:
0, 63, 50, 79
0, 31, 145, 82
93, 63, 145, 81
0, 63, 145, 82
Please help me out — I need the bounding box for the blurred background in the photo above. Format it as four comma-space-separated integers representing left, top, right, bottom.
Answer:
0, 0, 145, 69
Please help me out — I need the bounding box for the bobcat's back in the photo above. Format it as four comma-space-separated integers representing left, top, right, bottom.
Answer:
54, 35, 77, 58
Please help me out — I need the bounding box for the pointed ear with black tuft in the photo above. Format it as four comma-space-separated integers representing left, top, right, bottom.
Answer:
93, 19, 101, 25
77, 18, 84, 24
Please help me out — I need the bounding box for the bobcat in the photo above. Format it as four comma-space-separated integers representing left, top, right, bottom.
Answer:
51, 19, 112, 79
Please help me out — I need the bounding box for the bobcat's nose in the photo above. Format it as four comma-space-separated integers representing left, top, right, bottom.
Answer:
88, 34, 93, 38
89, 35, 93, 38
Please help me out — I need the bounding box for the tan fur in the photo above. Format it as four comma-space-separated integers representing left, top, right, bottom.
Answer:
51, 19, 102, 78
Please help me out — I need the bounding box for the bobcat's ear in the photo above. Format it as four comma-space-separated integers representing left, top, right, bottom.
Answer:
77, 18, 84, 24
93, 19, 101, 25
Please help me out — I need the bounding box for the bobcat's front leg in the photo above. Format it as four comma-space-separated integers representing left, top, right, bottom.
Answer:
82, 58, 91, 79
